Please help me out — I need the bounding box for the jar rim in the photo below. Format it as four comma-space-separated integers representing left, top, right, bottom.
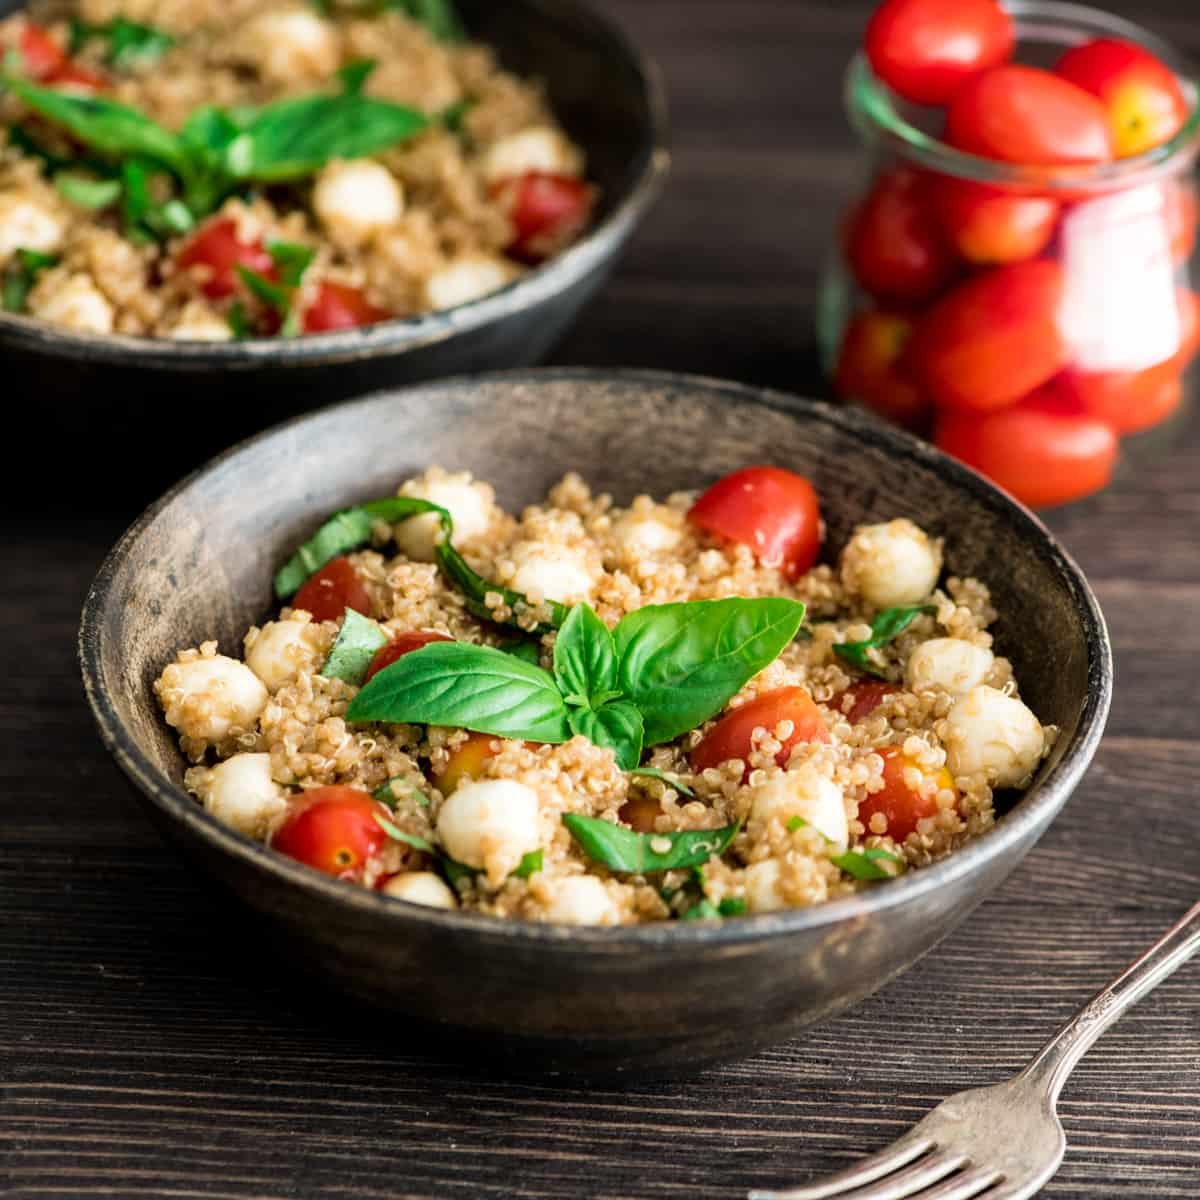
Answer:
846, 0, 1200, 193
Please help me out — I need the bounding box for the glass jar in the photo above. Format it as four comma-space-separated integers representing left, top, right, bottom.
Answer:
818, 0, 1200, 508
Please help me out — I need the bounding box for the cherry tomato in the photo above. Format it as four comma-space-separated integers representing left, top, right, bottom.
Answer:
273, 786, 387, 880
1164, 179, 1197, 265
1055, 38, 1190, 159
859, 746, 955, 842
45, 61, 107, 92
844, 168, 957, 303
864, 0, 1014, 107
834, 681, 901, 725
688, 466, 822, 578
292, 557, 373, 623
946, 65, 1114, 165
492, 172, 594, 262
691, 687, 830, 780
436, 733, 504, 795
302, 282, 390, 333
176, 218, 275, 300
834, 310, 930, 431
17, 24, 66, 78
935, 387, 1119, 508
905, 259, 1069, 412
927, 176, 1060, 265
364, 631, 454, 684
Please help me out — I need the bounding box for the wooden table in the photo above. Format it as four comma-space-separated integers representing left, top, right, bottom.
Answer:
4, 2, 1199, 1196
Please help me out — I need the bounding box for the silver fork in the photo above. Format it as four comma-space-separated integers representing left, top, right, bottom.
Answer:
750, 897, 1200, 1200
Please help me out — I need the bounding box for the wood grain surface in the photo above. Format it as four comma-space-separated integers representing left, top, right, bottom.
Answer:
4, 1, 1200, 1197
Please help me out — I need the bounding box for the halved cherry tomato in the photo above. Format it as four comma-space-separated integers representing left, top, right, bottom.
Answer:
935, 386, 1119, 508
688, 466, 822, 578
834, 310, 930, 431
844, 169, 956, 303
927, 176, 1059, 265
302, 282, 390, 333
905, 259, 1069, 412
364, 631, 454, 684
691, 687, 830, 781
17, 24, 66, 78
834, 681, 901, 725
45, 61, 107, 92
1055, 38, 1190, 159
859, 746, 955, 842
946, 65, 1114, 165
436, 733, 506, 795
864, 0, 1014, 107
492, 172, 594, 262
176, 217, 275, 300
292, 557, 373, 623
272, 786, 387, 880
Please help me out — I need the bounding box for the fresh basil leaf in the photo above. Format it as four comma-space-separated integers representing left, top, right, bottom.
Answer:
499, 639, 542, 667
179, 105, 242, 166
435, 539, 566, 632
834, 605, 937, 679
786, 815, 806, 833
8, 125, 78, 171
338, 58, 377, 95
389, 0, 466, 42
2, 248, 58, 313
830, 847, 903, 882
267, 239, 315, 288
718, 896, 747, 917
614, 597, 807, 746
373, 811, 435, 853
345, 641, 572, 742
568, 700, 643, 771
103, 18, 175, 68
320, 609, 390, 685
562, 814, 739, 874
627, 767, 696, 797
237, 264, 288, 310
154, 198, 195, 235
54, 172, 122, 209
121, 159, 150, 228
441, 856, 477, 888
373, 776, 425, 807
681, 898, 720, 921
512, 849, 543, 880
553, 602, 618, 708
227, 300, 250, 339
225, 94, 427, 182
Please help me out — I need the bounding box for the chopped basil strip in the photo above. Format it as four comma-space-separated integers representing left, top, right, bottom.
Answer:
71, 17, 175, 69
268, 240, 316, 288
627, 767, 696, 797
227, 300, 250, 339
830, 847, 903, 882
320, 609, 390, 685
55, 173, 122, 210
718, 896, 747, 916
441, 856, 477, 889
338, 58, 377, 95
681, 898, 720, 921
512, 849, 543, 880
2, 248, 58, 313
373, 811, 435, 854
834, 605, 937, 679
373, 776, 425, 807
786, 815, 806, 833
562, 814, 739, 874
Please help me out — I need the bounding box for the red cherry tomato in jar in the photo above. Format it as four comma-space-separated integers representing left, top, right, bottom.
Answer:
691, 687, 830, 780
292, 557, 373, 623
927, 176, 1060, 266
946, 65, 1114, 165
835, 680, 901, 725
17, 24, 66, 78
864, 0, 1014, 107
688, 466, 822, 578
905, 259, 1069, 412
176, 218, 275, 300
1055, 38, 1190, 159
834, 310, 930, 431
492, 172, 594, 262
364, 631, 454, 684
844, 168, 957, 304
45, 61, 107, 92
859, 746, 955, 843
302, 282, 390, 333
935, 386, 1118, 508
272, 786, 386, 880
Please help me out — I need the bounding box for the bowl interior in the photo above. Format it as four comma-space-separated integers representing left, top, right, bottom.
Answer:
86, 370, 1109, 888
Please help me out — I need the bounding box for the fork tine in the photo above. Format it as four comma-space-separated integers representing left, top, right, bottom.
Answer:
832, 1150, 968, 1200
747, 1135, 936, 1199
905, 1166, 1004, 1200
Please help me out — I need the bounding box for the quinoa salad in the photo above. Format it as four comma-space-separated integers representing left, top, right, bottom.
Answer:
0, 0, 593, 338
154, 464, 1056, 926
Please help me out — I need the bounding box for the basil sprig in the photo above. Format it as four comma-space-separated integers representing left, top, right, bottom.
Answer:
2, 248, 58, 313
320, 609, 389, 685
562, 813, 739, 874
834, 605, 937, 679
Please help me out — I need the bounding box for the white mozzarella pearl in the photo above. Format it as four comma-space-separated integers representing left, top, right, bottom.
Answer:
167, 301, 234, 342
195, 753, 285, 840
751, 765, 849, 849
422, 255, 513, 311
841, 519, 942, 609
744, 860, 786, 913
508, 541, 597, 604
613, 514, 681, 558
541, 875, 618, 926
394, 471, 494, 562
244, 619, 323, 692
906, 638, 995, 697
30, 274, 114, 335
0, 194, 64, 263
313, 160, 404, 240
381, 871, 459, 909
944, 685, 1045, 788
245, 9, 339, 84
156, 654, 269, 743
480, 125, 580, 184
436, 779, 541, 884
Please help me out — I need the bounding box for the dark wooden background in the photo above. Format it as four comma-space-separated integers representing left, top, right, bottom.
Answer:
4, 2, 1200, 1196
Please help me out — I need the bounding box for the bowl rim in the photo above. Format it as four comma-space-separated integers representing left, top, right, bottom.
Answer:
0, 0, 670, 370
78, 367, 1113, 949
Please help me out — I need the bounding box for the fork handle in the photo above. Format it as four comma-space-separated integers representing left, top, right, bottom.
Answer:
1017, 897, 1200, 1103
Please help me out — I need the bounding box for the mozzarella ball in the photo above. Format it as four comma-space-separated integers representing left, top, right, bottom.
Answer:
944, 686, 1045, 788
744, 860, 786, 913
840, 519, 942, 609
751, 765, 849, 849
480, 125, 581, 184
244, 619, 325, 692
155, 654, 269, 744
541, 875, 618, 926
612, 513, 681, 559
381, 871, 459, 910
243, 8, 339, 84
0, 194, 64, 263
906, 638, 994, 697
193, 753, 285, 840
423, 254, 514, 312
507, 540, 598, 605
313, 160, 404, 243
29, 274, 114, 335
394, 469, 495, 562
166, 301, 234, 342
436, 779, 541, 885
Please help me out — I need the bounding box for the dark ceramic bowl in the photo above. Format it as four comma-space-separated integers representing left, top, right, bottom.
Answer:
0, 0, 667, 500
79, 370, 1112, 1076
